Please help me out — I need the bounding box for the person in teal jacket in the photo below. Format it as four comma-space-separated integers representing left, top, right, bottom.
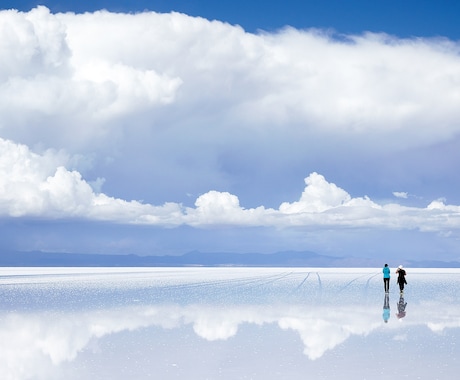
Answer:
382, 264, 390, 293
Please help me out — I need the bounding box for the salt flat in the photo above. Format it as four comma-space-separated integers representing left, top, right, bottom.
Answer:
1, 267, 459, 379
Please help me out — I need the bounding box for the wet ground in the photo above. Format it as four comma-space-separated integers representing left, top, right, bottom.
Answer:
1, 267, 459, 379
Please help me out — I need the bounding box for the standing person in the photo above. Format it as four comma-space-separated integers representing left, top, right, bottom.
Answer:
396, 265, 407, 293
382, 264, 390, 293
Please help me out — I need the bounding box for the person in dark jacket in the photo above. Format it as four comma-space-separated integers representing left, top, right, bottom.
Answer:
382, 264, 390, 293
396, 265, 407, 293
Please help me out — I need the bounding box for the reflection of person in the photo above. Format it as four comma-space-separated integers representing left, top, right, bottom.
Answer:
382, 293, 390, 323
396, 294, 407, 319
382, 264, 390, 293
396, 265, 407, 293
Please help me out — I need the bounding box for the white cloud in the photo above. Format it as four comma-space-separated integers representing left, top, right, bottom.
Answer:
2, 136, 460, 236
0, 7, 69, 80
279, 172, 352, 213
1, 7, 460, 151
1, 7, 460, 243
0, 6, 182, 150
0, 137, 182, 224
184, 190, 273, 226
393, 191, 408, 199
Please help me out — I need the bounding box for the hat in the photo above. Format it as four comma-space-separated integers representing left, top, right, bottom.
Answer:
398, 265, 403, 269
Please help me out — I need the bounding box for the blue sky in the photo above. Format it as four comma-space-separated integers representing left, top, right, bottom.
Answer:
3, 1, 460, 38
1, 1, 460, 262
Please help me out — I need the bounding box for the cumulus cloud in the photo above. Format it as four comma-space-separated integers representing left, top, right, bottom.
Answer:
2, 7, 460, 149
0, 6, 181, 150
3, 136, 460, 236
0, 6, 69, 79
279, 172, 352, 213
1, 6, 460, 246
0, 137, 182, 224
393, 191, 408, 199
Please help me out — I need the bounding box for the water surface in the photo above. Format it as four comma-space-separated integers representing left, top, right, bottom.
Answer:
1, 267, 458, 379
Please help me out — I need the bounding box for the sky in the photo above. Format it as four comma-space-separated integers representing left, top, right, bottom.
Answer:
1, 1, 460, 262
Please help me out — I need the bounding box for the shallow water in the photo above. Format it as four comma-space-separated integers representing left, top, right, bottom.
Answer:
0, 267, 459, 380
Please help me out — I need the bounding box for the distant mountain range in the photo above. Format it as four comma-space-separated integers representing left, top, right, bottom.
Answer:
0, 250, 459, 268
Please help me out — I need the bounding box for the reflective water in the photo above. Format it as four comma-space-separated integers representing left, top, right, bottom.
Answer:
1, 267, 459, 380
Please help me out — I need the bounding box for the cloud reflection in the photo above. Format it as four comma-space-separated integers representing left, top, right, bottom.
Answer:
2, 296, 460, 379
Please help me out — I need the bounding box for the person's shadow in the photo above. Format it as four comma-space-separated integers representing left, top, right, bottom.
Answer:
382, 293, 390, 323
396, 294, 407, 319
